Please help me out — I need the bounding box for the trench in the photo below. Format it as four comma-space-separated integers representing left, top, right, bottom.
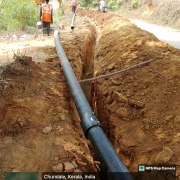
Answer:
77, 21, 115, 180
69, 7, 180, 179
80, 34, 95, 107
75, 8, 180, 180
74, 15, 119, 154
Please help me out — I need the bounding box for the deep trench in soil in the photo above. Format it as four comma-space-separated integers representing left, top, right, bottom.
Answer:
76, 8, 180, 179
79, 23, 112, 180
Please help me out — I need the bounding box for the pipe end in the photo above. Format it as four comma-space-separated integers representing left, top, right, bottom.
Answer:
71, 26, 74, 29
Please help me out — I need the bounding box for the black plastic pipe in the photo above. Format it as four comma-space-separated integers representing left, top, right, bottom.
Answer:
71, 13, 76, 29
54, 30, 134, 180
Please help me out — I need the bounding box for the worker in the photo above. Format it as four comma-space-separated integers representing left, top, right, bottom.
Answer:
99, 0, 105, 12
72, 0, 77, 14
39, 0, 53, 36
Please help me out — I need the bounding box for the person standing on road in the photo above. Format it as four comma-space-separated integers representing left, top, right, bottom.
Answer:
99, 0, 105, 12
39, 0, 53, 36
72, 0, 77, 14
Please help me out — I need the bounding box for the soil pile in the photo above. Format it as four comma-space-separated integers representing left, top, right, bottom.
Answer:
0, 19, 98, 179
78, 8, 180, 178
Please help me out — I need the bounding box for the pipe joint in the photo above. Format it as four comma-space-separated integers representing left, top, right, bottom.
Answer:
81, 113, 103, 139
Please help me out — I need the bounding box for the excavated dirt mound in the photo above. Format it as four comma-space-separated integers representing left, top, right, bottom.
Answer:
77, 8, 180, 179
0, 19, 98, 179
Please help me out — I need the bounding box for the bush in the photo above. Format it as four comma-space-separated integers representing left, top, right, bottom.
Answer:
53, 2, 64, 25
78, 0, 91, 7
108, 0, 115, 11
116, 0, 122, 7
0, 15, 7, 31
92, 0, 99, 7
108, 0, 122, 11
131, 0, 139, 9
60, 0, 65, 15
1, 0, 39, 31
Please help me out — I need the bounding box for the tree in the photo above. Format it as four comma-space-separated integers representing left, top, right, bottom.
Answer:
1, 0, 39, 31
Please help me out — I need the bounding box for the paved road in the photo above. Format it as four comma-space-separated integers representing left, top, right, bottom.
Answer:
129, 19, 180, 49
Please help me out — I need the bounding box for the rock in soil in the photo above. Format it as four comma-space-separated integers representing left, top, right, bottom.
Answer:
42, 127, 52, 134
112, 91, 128, 103
155, 147, 173, 163
174, 115, 180, 124
71, 160, 78, 168
52, 163, 63, 172
73, 169, 82, 173
64, 162, 75, 172
129, 99, 145, 109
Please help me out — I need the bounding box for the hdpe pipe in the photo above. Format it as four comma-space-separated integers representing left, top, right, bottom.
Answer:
54, 30, 134, 180
71, 13, 76, 29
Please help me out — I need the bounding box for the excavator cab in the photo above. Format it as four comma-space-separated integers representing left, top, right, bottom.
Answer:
35, 0, 45, 5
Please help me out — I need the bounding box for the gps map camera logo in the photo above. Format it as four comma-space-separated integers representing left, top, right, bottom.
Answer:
139, 165, 145, 171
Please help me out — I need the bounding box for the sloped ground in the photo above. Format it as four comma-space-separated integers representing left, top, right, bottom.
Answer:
0, 19, 98, 179
116, 0, 180, 29
1, 6, 180, 180
77, 8, 180, 179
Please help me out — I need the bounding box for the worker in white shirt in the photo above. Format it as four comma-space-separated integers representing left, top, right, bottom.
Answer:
99, 0, 105, 12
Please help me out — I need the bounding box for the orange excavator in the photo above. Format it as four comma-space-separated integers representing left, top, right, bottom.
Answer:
35, 0, 45, 5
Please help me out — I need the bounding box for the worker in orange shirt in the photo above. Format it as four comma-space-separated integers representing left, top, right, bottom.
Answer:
39, 0, 53, 36
72, 0, 77, 13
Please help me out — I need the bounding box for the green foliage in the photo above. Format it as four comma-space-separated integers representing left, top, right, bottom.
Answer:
131, 0, 139, 9
1, 0, 39, 31
92, 0, 99, 7
108, 0, 121, 11
78, 0, 123, 9
78, 0, 91, 7
0, 15, 7, 31
53, 9, 63, 24
59, 0, 65, 15
108, 0, 115, 11
116, 0, 122, 7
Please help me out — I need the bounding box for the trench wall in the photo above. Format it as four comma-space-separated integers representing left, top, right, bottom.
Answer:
78, 8, 180, 176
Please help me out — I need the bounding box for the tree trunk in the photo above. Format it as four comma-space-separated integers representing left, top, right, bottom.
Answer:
57, 0, 62, 7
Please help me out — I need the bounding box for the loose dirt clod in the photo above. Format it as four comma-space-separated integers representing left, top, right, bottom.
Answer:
52, 163, 63, 172
42, 127, 52, 134
155, 147, 173, 163
73, 169, 82, 172
64, 162, 75, 172
71, 160, 78, 168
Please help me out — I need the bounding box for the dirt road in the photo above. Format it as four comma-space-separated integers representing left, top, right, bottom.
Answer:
130, 19, 180, 49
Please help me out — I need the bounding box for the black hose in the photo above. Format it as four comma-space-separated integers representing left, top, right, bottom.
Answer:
54, 30, 134, 180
